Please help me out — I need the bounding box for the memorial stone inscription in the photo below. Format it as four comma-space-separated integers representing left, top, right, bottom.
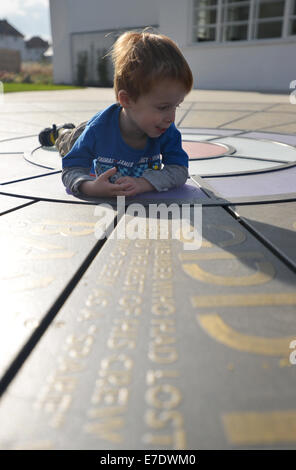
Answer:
0, 207, 295, 449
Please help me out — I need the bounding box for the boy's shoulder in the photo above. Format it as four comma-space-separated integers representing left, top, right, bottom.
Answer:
158, 122, 181, 143
87, 103, 120, 128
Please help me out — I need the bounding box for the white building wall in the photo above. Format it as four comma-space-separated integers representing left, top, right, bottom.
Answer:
24, 48, 46, 62
49, 0, 73, 83
49, 0, 159, 84
183, 40, 296, 92
0, 36, 26, 60
50, 0, 296, 91
159, 0, 296, 93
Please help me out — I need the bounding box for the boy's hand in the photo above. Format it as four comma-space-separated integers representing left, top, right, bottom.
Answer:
116, 176, 155, 196
80, 167, 133, 197
79, 168, 155, 197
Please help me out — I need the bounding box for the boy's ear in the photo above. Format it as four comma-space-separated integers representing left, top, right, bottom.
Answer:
118, 89, 132, 108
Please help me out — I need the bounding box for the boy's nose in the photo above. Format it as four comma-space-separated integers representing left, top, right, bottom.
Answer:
165, 109, 176, 123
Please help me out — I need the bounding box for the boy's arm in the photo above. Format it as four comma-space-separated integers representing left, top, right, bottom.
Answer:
141, 164, 188, 192
62, 167, 95, 196
63, 166, 135, 197
140, 123, 189, 192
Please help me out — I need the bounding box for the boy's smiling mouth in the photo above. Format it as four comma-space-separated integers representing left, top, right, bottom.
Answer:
156, 126, 168, 134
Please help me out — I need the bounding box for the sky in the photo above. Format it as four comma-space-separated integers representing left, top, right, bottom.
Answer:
0, 0, 51, 42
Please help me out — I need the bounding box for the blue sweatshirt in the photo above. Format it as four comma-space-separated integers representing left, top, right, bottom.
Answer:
62, 103, 188, 178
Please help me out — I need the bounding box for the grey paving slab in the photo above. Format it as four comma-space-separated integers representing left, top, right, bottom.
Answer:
32, 100, 113, 114
0, 201, 116, 379
181, 110, 247, 128
0, 172, 80, 204
243, 132, 296, 146
189, 157, 277, 177
180, 128, 243, 137
191, 102, 268, 111
0, 154, 58, 184
186, 89, 288, 105
0, 111, 69, 130
0, 118, 45, 135
0, 172, 213, 206
200, 165, 296, 202
0, 194, 35, 215
230, 202, 296, 269
0, 131, 22, 140
264, 123, 296, 134
25, 147, 61, 171
0, 102, 45, 115
182, 133, 219, 141
224, 113, 296, 132
0, 207, 295, 450
212, 137, 296, 162
0, 136, 39, 154
269, 104, 296, 113
43, 111, 95, 126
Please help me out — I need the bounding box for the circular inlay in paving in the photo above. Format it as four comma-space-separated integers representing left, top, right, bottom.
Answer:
0, 128, 295, 205
182, 141, 235, 159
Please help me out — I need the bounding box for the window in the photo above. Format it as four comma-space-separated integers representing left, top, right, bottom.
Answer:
255, 0, 285, 38
222, 1, 250, 41
192, 0, 296, 43
193, 0, 218, 42
289, 0, 296, 35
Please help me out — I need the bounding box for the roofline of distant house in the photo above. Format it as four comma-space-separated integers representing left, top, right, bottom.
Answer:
0, 18, 24, 38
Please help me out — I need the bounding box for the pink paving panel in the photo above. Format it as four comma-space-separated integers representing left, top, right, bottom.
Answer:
182, 141, 231, 159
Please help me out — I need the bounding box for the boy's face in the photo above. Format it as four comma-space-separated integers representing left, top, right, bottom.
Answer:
122, 79, 187, 140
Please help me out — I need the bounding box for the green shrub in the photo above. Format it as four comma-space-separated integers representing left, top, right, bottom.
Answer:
76, 52, 88, 86
97, 49, 112, 87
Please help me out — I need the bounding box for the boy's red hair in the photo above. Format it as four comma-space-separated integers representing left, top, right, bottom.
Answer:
111, 31, 193, 101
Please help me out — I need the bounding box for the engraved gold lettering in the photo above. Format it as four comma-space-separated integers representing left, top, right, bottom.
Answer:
19, 237, 75, 260
35, 374, 76, 429
143, 433, 173, 446
97, 258, 124, 287
85, 290, 108, 308
143, 241, 186, 449
34, 323, 97, 429
191, 292, 296, 308
84, 241, 150, 444
207, 224, 246, 248
149, 344, 178, 364
182, 258, 274, 286
146, 370, 179, 386
143, 410, 186, 449
65, 326, 96, 358
101, 354, 133, 372
151, 302, 176, 316
91, 381, 129, 406
12, 440, 54, 450
57, 357, 84, 373
85, 406, 126, 443
118, 294, 142, 316
179, 251, 264, 261
222, 410, 296, 445
108, 319, 138, 350
145, 385, 182, 409
30, 220, 95, 237
198, 314, 296, 356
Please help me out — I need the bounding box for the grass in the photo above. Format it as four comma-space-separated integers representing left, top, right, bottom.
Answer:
0, 63, 84, 93
3, 82, 83, 93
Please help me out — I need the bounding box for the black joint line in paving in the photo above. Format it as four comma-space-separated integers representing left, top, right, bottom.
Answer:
0, 198, 38, 217
0, 210, 123, 399
224, 205, 296, 274
1, 170, 61, 186
0, 119, 296, 448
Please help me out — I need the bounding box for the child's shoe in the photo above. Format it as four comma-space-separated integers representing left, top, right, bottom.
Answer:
38, 123, 75, 147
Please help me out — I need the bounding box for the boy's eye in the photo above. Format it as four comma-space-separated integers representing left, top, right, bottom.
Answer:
157, 104, 180, 111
